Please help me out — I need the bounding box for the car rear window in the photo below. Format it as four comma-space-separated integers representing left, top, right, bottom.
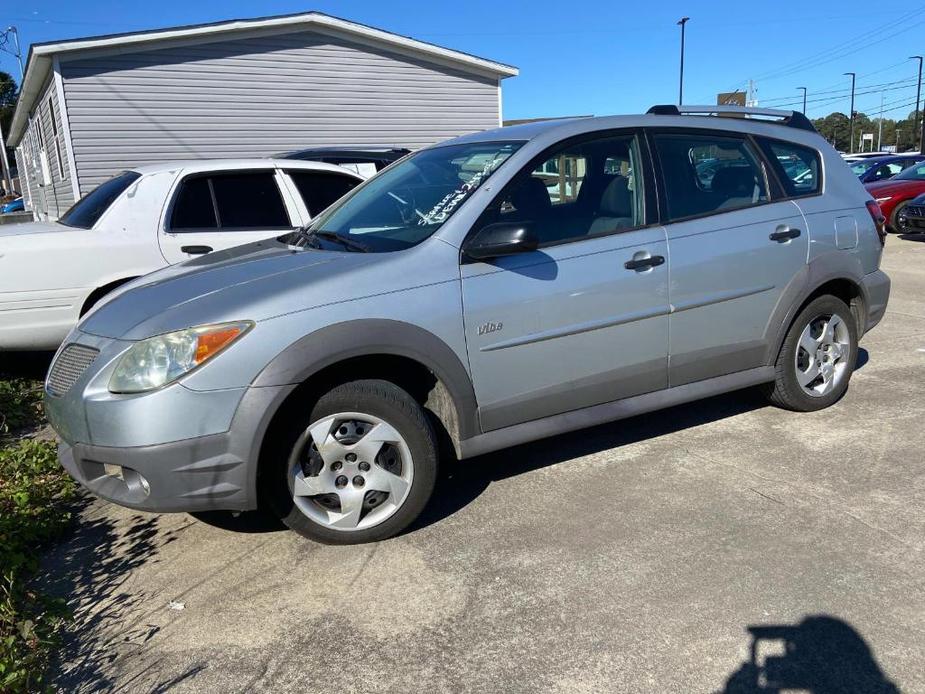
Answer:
287, 171, 361, 216
59, 171, 141, 229
652, 133, 769, 221
757, 138, 822, 197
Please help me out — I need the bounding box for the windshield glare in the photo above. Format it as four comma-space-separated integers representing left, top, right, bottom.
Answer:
307, 141, 523, 251
850, 161, 875, 175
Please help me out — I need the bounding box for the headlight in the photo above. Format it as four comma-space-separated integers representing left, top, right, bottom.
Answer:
109, 321, 252, 393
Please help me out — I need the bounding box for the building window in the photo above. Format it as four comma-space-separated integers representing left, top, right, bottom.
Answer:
46, 96, 67, 180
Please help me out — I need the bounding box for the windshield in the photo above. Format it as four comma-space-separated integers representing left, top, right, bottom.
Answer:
305, 141, 523, 251
895, 162, 925, 181
59, 171, 141, 229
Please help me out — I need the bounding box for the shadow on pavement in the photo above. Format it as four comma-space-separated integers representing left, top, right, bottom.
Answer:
39, 497, 205, 692
717, 615, 899, 693
414, 386, 771, 533
897, 232, 925, 242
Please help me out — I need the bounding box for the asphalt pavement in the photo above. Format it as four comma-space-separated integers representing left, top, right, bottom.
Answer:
41, 236, 925, 693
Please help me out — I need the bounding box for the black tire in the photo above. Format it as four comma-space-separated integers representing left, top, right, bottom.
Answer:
763, 295, 858, 412
889, 201, 909, 233
264, 379, 439, 544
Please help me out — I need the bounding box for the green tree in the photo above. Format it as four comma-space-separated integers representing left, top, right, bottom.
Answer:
0, 72, 18, 191
812, 112, 851, 151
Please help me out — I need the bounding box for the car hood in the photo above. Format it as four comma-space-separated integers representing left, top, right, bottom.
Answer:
864, 179, 925, 196
79, 237, 453, 340
0, 220, 68, 238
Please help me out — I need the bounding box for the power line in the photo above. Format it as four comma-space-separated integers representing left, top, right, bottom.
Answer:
759, 76, 918, 105
749, 8, 925, 84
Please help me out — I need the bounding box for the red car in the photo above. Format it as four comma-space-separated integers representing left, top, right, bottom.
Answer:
865, 160, 925, 231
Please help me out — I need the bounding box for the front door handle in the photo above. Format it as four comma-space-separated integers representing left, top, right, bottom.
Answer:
181, 245, 213, 255
624, 254, 665, 271
769, 227, 801, 242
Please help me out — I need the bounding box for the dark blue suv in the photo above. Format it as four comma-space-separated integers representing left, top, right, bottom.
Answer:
851, 154, 925, 184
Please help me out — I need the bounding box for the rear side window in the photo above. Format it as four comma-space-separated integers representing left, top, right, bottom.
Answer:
172, 177, 216, 229
287, 171, 361, 216
59, 171, 141, 229
652, 133, 768, 221
757, 139, 821, 197
170, 171, 291, 231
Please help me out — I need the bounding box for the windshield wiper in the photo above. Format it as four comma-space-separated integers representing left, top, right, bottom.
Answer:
295, 227, 370, 253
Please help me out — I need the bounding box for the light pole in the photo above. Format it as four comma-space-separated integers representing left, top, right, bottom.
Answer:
911, 56, 923, 153
677, 17, 689, 105
797, 87, 807, 114
844, 72, 856, 154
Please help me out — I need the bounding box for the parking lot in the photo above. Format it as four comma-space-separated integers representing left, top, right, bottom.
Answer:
39, 237, 924, 693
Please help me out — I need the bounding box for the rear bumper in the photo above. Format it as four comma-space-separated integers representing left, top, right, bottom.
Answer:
861, 269, 890, 335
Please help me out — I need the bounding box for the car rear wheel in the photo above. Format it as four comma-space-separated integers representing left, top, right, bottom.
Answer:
889, 201, 909, 233
265, 379, 438, 544
763, 295, 858, 412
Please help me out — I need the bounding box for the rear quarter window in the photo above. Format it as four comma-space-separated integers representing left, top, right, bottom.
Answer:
757, 138, 822, 198
59, 171, 141, 229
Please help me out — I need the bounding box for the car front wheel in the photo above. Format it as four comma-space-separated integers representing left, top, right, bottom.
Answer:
266, 379, 439, 544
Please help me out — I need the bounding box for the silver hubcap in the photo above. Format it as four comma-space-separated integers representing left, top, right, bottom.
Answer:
794, 313, 851, 397
288, 412, 413, 532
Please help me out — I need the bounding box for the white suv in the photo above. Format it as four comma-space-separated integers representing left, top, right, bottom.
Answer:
0, 159, 363, 350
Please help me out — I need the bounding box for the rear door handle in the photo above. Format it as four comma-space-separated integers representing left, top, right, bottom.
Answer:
769, 227, 801, 242
181, 245, 213, 255
624, 254, 665, 271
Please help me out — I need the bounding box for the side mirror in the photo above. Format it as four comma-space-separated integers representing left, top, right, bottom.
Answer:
464, 222, 539, 261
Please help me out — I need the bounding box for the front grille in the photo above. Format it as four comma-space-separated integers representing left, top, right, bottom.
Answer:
47, 344, 100, 397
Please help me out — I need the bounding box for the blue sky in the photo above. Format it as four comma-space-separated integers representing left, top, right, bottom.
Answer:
2, 0, 925, 121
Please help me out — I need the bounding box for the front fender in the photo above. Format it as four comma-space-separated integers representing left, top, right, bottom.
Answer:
251, 319, 479, 440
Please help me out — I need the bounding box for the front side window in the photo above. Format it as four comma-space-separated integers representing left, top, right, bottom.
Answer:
307, 141, 523, 252
477, 133, 645, 246
59, 171, 141, 229
758, 139, 821, 197
870, 163, 903, 181
169, 171, 291, 231
287, 171, 361, 216
654, 133, 769, 221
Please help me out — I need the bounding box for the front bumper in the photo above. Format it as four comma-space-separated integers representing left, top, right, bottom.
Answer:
45, 329, 296, 512
59, 432, 249, 512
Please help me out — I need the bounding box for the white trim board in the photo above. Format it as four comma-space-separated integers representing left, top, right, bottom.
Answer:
52, 56, 81, 201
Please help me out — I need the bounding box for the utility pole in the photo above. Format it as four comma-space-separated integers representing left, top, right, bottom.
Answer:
0, 26, 23, 195
797, 86, 807, 114
0, 26, 24, 79
911, 56, 923, 153
677, 17, 689, 105
878, 92, 884, 151
844, 72, 857, 154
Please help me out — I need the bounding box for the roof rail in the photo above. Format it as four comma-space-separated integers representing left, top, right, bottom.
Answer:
646, 104, 816, 133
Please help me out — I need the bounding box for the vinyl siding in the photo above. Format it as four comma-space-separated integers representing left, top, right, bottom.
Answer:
60, 29, 501, 193
15, 76, 74, 219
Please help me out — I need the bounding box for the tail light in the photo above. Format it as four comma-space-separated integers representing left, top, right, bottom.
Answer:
866, 200, 887, 246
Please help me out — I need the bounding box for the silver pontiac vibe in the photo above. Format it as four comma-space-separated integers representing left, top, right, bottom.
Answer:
45, 105, 891, 544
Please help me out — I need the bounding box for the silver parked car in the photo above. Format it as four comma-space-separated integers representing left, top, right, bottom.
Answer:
45, 105, 891, 544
